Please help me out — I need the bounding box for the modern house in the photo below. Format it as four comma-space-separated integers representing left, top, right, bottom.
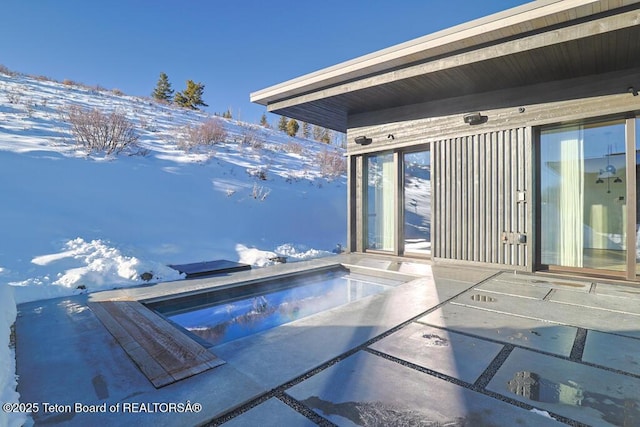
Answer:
251, 0, 640, 281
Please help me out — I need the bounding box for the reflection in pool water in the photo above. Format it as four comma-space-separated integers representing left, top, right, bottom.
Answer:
158, 270, 402, 346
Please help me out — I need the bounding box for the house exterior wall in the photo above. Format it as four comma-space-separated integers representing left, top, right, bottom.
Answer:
346, 85, 640, 272
432, 127, 530, 269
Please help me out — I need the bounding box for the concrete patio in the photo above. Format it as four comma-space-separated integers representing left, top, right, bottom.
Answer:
15, 254, 640, 426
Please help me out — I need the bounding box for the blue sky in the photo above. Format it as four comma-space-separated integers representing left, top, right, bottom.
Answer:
1, 0, 529, 126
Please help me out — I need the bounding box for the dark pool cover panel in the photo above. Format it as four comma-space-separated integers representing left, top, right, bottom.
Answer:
168, 260, 252, 278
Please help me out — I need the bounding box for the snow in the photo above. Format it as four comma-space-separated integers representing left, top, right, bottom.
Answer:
0, 72, 346, 423
529, 408, 554, 419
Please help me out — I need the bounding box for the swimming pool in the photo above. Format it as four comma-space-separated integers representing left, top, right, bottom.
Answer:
148, 267, 406, 346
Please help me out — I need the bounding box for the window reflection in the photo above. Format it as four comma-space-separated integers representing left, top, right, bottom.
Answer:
367, 153, 394, 251
404, 151, 431, 255
540, 120, 626, 271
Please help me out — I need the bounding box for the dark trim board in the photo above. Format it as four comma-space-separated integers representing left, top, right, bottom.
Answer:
169, 260, 252, 278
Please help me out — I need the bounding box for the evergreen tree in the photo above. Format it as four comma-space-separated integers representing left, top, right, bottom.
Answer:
277, 115, 288, 132
174, 80, 208, 110
286, 119, 300, 137
259, 112, 269, 127
222, 109, 232, 119
302, 121, 311, 139
152, 72, 173, 103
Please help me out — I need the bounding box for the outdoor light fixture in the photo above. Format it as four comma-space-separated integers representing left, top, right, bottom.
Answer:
628, 86, 638, 96
354, 136, 372, 146
387, 134, 395, 140
463, 112, 487, 125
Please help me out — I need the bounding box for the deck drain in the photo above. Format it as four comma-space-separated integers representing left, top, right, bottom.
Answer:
470, 294, 496, 302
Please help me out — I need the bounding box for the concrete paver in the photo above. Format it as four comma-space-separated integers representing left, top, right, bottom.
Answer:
583, 330, 640, 376
549, 288, 640, 315
491, 272, 592, 292
488, 347, 640, 426
474, 279, 552, 299
369, 322, 503, 383
221, 398, 315, 427
450, 289, 640, 339
593, 282, 640, 298
286, 351, 562, 426
419, 304, 578, 356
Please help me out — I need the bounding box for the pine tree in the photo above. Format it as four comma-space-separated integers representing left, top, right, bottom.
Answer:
286, 119, 300, 137
277, 115, 288, 132
222, 109, 232, 119
152, 72, 173, 103
259, 112, 269, 127
174, 80, 208, 110
302, 121, 311, 138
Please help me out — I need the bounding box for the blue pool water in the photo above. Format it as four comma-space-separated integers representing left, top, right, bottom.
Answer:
152, 269, 404, 346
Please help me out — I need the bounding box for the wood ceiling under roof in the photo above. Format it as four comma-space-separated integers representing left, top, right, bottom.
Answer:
251, 1, 640, 132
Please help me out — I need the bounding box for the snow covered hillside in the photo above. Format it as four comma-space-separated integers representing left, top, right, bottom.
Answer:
0, 71, 346, 426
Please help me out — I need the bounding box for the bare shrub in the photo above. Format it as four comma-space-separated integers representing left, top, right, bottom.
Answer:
178, 118, 227, 151
0, 64, 12, 75
316, 149, 347, 179
238, 123, 265, 149
66, 106, 140, 155
62, 79, 76, 86
25, 100, 35, 118
247, 167, 268, 181
200, 118, 227, 143
111, 88, 124, 96
251, 183, 271, 201
7, 89, 22, 104
250, 136, 264, 150
284, 141, 304, 154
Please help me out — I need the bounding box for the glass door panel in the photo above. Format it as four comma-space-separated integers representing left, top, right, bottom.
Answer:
403, 150, 431, 255
366, 153, 395, 251
540, 120, 627, 271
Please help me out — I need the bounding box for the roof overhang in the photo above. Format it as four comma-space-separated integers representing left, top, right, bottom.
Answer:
251, 0, 640, 132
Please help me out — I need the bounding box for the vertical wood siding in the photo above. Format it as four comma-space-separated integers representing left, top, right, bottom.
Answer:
433, 127, 529, 267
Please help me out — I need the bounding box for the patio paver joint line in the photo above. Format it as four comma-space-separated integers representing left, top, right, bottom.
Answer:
569, 327, 587, 361
473, 344, 514, 389
277, 393, 338, 427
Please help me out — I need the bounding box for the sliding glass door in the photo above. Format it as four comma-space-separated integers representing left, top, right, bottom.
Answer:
403, 150, 431, 255
540, 120, 627, 272
365, 148, 431, 256
366, 152, 395, 251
